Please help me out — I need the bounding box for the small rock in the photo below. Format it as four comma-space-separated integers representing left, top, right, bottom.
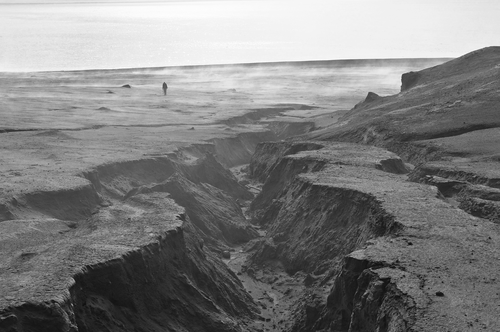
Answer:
221, 250, 231, 259
435, 291, 445, 297
121, 84, 131, 88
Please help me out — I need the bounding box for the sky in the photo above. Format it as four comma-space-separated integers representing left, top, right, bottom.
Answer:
0, 0, 499, 71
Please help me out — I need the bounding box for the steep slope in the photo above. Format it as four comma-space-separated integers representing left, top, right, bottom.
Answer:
0, 143, 261, 332
308, 46, 500, 150
306, 46, 500, 223
245, 141, 500, 332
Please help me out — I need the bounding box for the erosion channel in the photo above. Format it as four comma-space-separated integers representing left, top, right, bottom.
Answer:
0, 125, 422, 332
2, 50, 500, 332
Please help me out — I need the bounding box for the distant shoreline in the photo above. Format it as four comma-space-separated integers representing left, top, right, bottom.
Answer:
2, 58, 453, 74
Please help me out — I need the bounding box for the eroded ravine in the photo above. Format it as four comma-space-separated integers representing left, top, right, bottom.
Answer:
0, 122, 315, 332
3, 48, 500, 332
241, 140, 500, 332
2, 122, 500, 332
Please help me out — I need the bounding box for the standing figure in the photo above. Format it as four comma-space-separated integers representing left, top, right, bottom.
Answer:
162, 82, 168, 96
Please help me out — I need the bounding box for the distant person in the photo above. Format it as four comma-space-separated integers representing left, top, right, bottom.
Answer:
162, 82, 168, 96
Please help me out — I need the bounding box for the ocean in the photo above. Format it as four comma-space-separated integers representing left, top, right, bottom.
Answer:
0, 0, 497, 72
0, 1, 336, 72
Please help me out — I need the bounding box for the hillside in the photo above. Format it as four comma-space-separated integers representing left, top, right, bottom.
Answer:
306, 46, 500, 224
309, 46, 500, 160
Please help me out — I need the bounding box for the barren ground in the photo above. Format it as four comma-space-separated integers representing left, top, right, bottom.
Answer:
4, 58, 479, 332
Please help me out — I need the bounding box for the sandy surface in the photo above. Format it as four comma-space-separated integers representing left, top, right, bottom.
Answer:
1, 60, 446, 130
0, 60, 445, 203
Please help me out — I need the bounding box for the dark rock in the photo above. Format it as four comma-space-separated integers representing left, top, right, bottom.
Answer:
401, 71, 420, 91
222, 250, 231, 259
364, 92, 381, 103
436, 291, 445, 297
121, 84, 131, 88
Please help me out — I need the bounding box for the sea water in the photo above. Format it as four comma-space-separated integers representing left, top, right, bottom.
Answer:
0, 0, 497, 72
0, 1, 336, 72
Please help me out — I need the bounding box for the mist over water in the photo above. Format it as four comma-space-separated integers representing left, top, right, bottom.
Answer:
1, 1, 318, 71
1, 0, 498, 72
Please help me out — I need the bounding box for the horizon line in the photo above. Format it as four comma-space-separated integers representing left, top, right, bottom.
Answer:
1, 57, 454, 74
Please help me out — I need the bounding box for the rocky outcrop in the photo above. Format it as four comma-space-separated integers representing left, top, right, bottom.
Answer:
245, 139, 500, 332
363, 92, 381, 103
400, 71, 420, 91
353, 92, 382, 109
